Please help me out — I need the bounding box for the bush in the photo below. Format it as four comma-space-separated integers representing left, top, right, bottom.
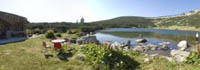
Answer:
67, 28, 81, 34
33, 28, 42, 34
26, 29, 32, 37
81, 44, 140, 70
45, 30, 55, 39
184, 52, 200, 65
56, 33, 62, 37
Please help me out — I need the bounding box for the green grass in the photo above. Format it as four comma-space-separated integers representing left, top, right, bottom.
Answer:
0, 35, 91, 70
0, 35, 200, 70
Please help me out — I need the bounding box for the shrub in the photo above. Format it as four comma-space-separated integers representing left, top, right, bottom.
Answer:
184, 52, 200, 65
67, 28, 81, 34
56, 33, 62, 37
26, 29, 32, 37
33, 28, 42, 34
81, 44, 140, 70
45, 30, 55, 39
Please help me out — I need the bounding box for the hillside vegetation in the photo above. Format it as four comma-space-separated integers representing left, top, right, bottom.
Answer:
153, 9, 200, 28
90, 16, 155, 28
27, 9, 200, 33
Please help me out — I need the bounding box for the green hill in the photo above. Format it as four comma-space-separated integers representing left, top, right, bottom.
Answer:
90, 9, 200, 29
27, 9, 200, 32
89, 16, 155, 28
153, 9, 200, 27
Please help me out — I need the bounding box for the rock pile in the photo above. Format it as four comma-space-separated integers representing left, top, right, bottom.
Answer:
170, 40, 190, 62
77, 35, 99, 44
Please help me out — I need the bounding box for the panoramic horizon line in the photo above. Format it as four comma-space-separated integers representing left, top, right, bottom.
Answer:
31, 8, 200, 23
31, 8, 199, 23
2, 8, 199, 23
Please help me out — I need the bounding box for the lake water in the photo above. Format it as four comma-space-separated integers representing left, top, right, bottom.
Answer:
95, 28, 199, 50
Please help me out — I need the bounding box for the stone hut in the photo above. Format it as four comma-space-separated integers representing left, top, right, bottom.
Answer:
0, 11, 29, 39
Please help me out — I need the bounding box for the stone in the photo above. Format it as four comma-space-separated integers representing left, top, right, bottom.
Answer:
78, 35, 99, 44
160, 44, 169, 50
72, 53, 86, 61
170, 49, 190, 62
165, 56, 174, 62
177, 40, 189, 51
159, 41, 170, 45
146, 44, 158, 51
150, 54, 159, 59
144, 58, 152, 63
79, 32, 87, 36
133, 45, 144, 52
77, 39, 84, 45
136, 39, 147, 43
123, 47, 129, 51
158, 42, 170, 50
103, 40, 111, 47
111, 42, 123, 50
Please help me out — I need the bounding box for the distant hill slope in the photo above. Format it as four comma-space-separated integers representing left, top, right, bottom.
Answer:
27, 8, 200, 31
89, 9, 200, 28
153, 9, 200, 27
89, 16, 155, 28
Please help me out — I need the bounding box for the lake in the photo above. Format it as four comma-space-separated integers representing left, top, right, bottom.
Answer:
95, 28, 199, 50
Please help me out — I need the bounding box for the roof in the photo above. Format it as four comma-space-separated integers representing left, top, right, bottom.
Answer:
0, 11, 29, 24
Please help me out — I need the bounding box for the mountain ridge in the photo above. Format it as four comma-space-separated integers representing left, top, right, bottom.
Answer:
89, 8, 200, 28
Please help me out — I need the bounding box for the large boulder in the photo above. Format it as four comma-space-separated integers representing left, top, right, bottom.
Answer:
177, 40, 189, 51
78, 35, 99, 44
160, 45, 169, 50
111, 42, 123, 50
159, 41, 170, 50
170, 50, 190, 62
136, 39, 147, 43
146, 43, 158, 51
132, 45, 145, 52
103, 40, 111, 47
144, 58, 152, 63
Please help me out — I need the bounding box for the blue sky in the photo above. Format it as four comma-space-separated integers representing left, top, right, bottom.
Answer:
0, 0, 200, 22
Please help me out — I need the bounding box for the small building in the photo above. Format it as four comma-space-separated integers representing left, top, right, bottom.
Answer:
80, 17, 84, 24
0, 11, 29, 43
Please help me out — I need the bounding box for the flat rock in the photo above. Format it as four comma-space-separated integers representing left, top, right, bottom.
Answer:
177, 40, 189, 51
136, 39, 147, 43
170, 49, 190, 62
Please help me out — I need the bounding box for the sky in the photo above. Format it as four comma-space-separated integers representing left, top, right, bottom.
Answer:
0, 0, 200, 22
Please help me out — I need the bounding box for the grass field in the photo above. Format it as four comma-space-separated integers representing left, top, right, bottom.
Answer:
0, 34, 200, 70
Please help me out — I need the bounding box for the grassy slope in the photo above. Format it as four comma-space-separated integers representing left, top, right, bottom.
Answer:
0, 35, 92, 70
90, 16, 155, 28
153, 10, 200, 31
0, 34, 200, 70
90, 10, 200, 31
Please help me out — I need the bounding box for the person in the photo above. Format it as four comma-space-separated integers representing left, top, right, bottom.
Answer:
196, 32, 199, 42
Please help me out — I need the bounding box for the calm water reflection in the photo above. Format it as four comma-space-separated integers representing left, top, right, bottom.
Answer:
95, 28, 198, 49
